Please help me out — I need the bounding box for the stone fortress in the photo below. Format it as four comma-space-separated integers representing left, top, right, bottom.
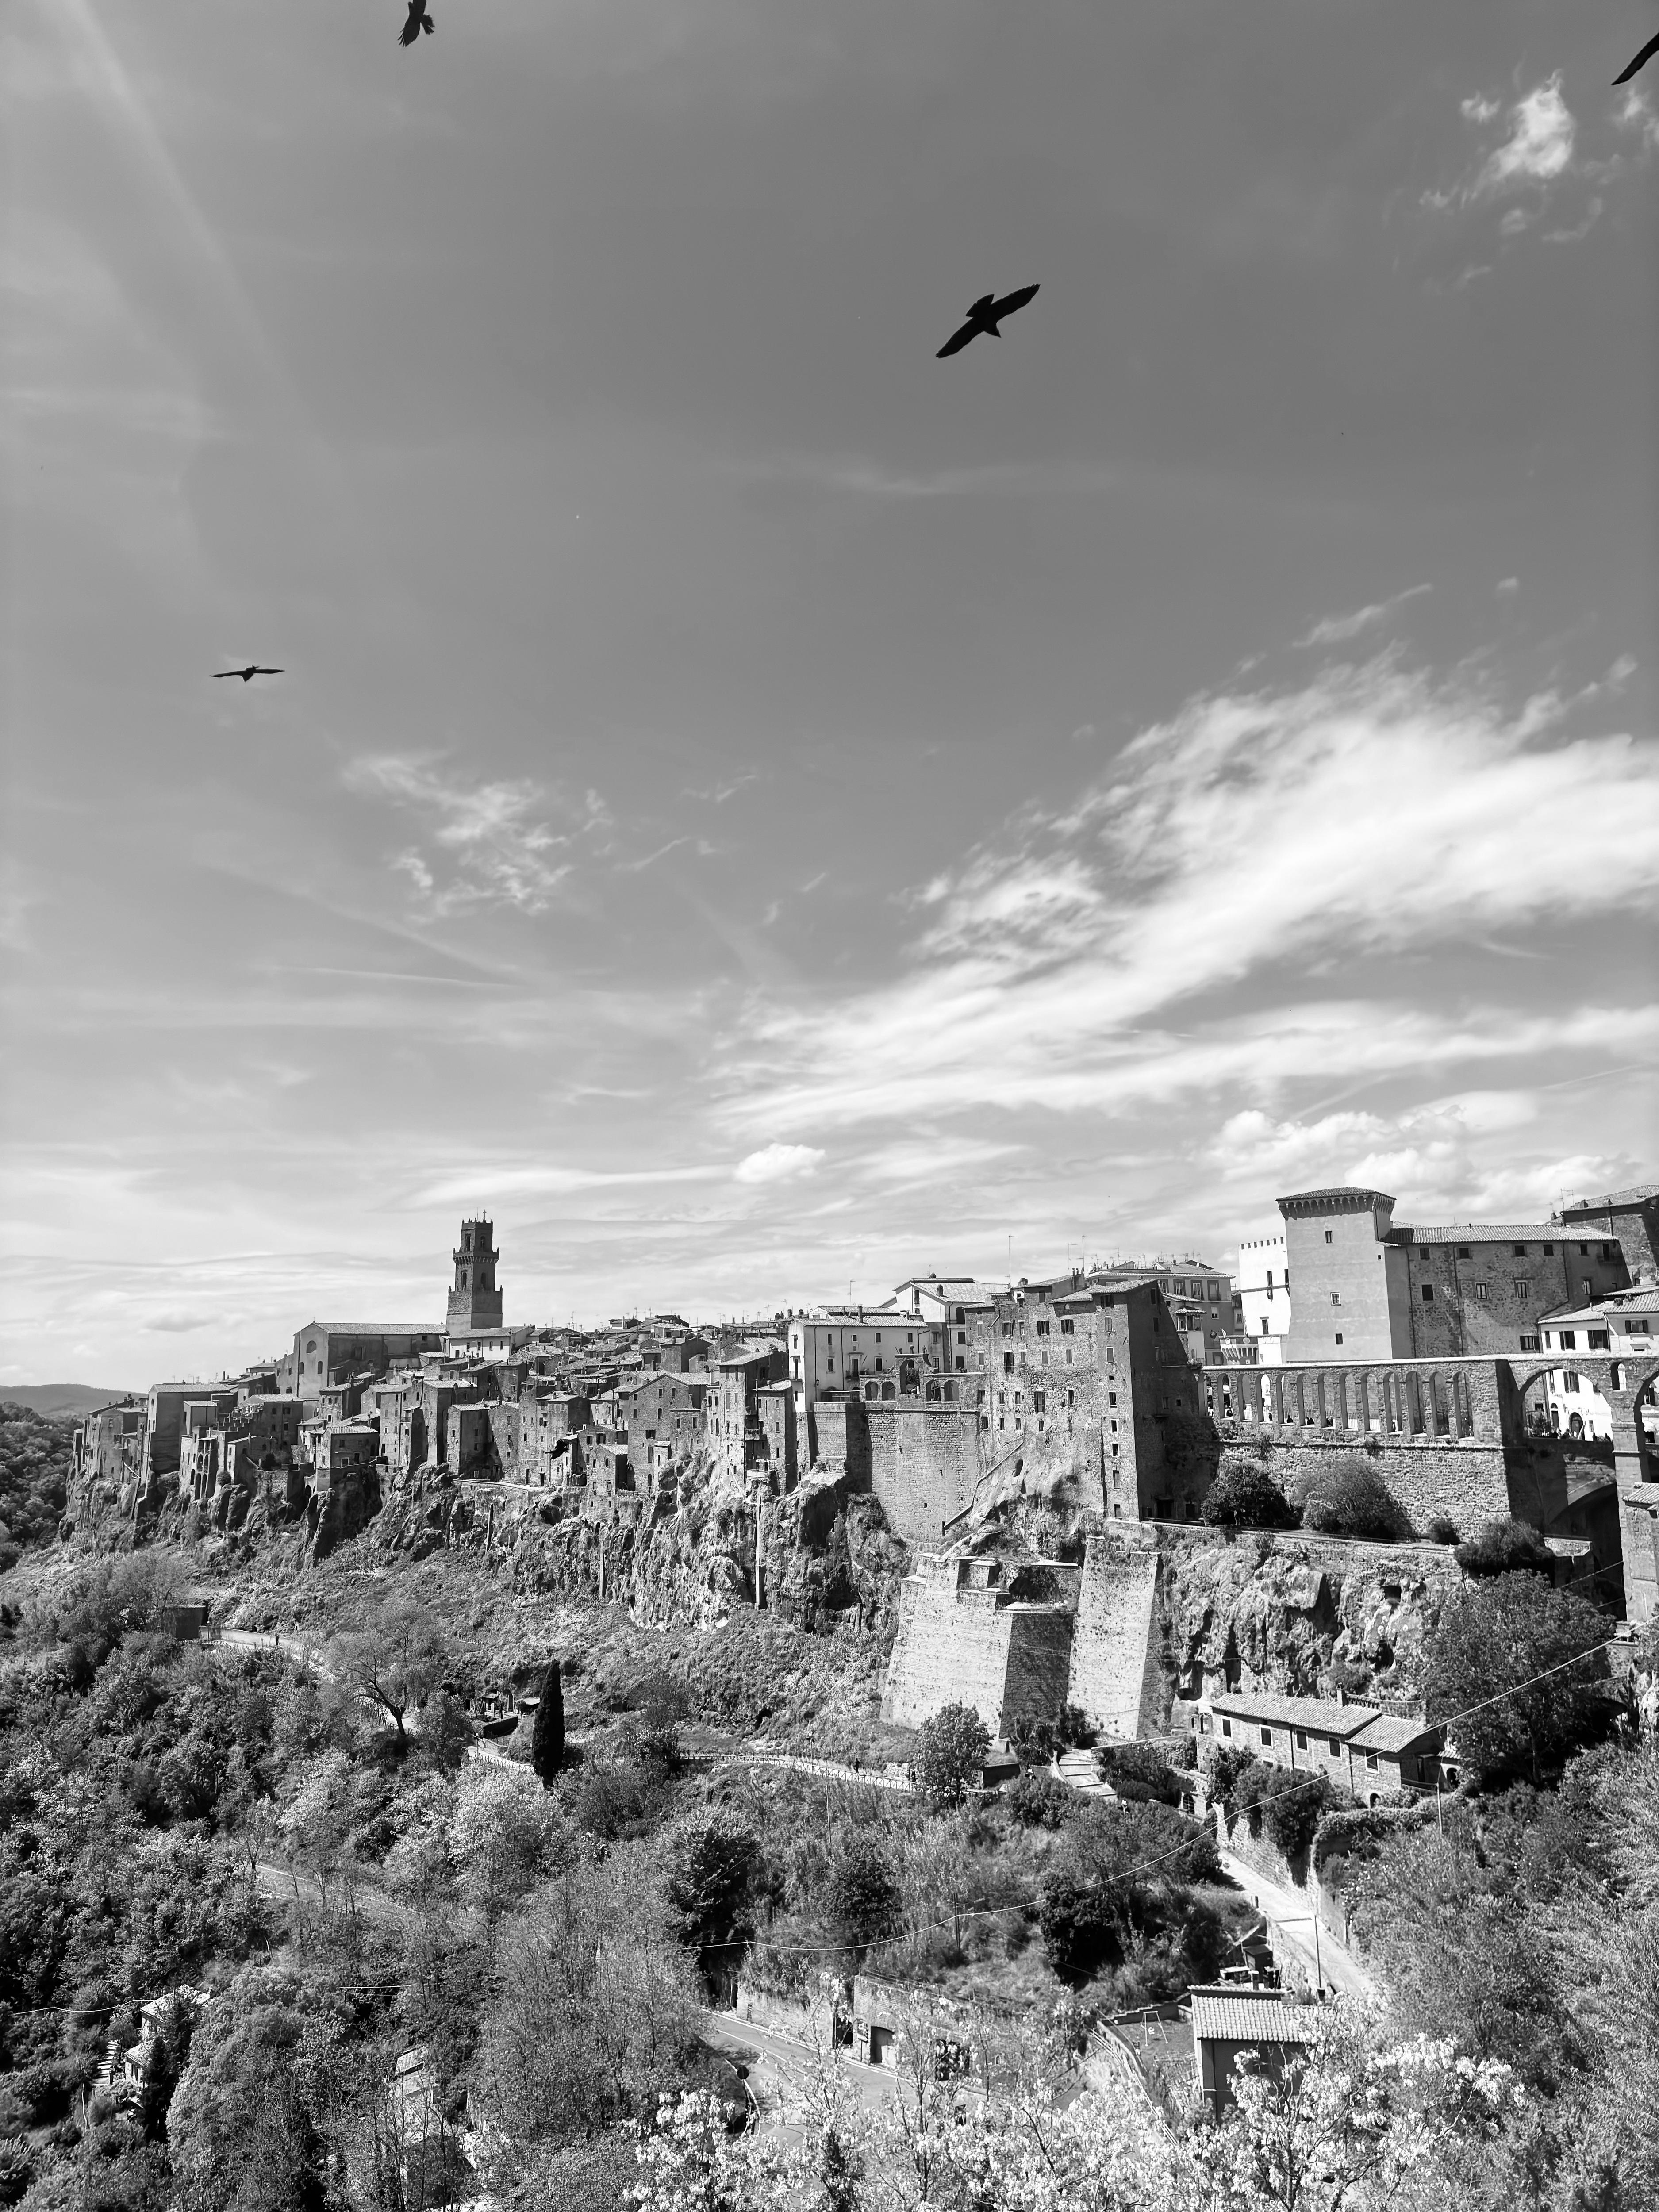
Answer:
69, 1183, 1659, 1736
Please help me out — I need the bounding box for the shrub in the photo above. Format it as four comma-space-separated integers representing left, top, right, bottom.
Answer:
1232, 1762, 1333, 1865
1201, 1457, 1298, 1531
1005, 1768, 1078, 1829
1296, 1457, 1413, 1542
824, 1828, 900, 1962
1096, 1741, 1182, 1807
1426, 1514, 1460, 1546
1202, 1743, 1258, 1816
1322, 1659, 1372, 1700
1455, 1518, 1554, 1578
914, 1703, 990, 1810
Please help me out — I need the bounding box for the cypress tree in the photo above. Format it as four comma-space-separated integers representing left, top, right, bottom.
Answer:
531, 1658, 564, 1786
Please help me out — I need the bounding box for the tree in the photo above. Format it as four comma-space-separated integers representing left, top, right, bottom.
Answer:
1424, 1573, 1617, 1786
531, 1660, 565, 1786
1295, 1456, 1413, 1541
448, 1761, 575, 1928
824, 1828, 900, 1965
1202, 1455, 1298, 1530
329, 1599, 448, 1749
664, 1810, 757, 1955
914, 1703, 990, 1810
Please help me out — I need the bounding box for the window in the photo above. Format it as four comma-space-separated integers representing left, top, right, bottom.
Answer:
1519, 1334, 1540, 1353
1060, 1318, 1075, 1335
1220, 1718, 1233, 1739
1260, 1727, 1273, 1746
1472, 1281, 1490, 1300
1003, 1352, 1014, 1373
1588, 1329, 1611, 1351
1512, 1279, 1529, 1296
1602, 1243, 1618, 1260
1366, 1752, 1379, 1771
1330, 1292, 1340, 1306
1294, 1730, 1308, 1750
1543, 1242, 1554, 1256
1421, 1284, 1435, 1304
1109, 1390, 1118, 1406
956, 1356, 964, 1371
1035, 1320, 1050, 1336
956, 1329, 965, 1344
1511, 1244, 1527, 1258
1579, 1244, 1590, 1257
1328, 1737, 1341, 1758
1002, 1323, 1014, 1339
1559, 1331, 1576, 1351
1563, 1371, 1581, 1393
1325, 1230, 1333, 1244
1065, 1388, 1075, 1407
1334, 1333, 1344, 1346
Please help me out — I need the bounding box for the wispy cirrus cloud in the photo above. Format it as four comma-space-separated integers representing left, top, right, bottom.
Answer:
718, 657, 1659, 1138
1475, 75, 1575, 193
1294, 582, 1430, 649
346, 755, 606, 916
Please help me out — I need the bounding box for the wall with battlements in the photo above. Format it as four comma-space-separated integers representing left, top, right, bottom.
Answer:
881, 1552, 1077, 1735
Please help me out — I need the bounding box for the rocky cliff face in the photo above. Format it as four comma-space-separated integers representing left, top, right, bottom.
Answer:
1150, 1528, 1463, 1703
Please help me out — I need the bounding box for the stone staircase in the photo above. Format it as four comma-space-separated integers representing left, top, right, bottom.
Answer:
1055, 1747, 1114, 1798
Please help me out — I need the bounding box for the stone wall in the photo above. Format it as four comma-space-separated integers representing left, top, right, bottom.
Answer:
880, 1554, 1075, 1734
1623, 1485, 1659, 1626
867, 1407, 985, 1545
1069, 1531, 1164, 1740
1239, 1438, 1511, 1533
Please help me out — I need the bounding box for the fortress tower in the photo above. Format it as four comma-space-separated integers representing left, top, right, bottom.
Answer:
447, 1217, 503, 1337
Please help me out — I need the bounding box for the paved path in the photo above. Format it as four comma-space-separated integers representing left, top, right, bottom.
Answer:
702, 2012, 896, 2146
1219, 1849, 1371, 2001
1055, 1748, 1112, 1799
740, 1745, 914, 1794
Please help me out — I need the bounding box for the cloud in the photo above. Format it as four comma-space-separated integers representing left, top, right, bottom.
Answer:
1476, 76, 1575, 194
1613, 88, 1659, 154
718, 657, 1659, 1137
144, 1310, 219, 1334
345, 756, 588, 915
733, 1142, 826, 1184
1294, 583, 1431, 649
411, 1162, 718, 1207
1496, 577, 1520, 594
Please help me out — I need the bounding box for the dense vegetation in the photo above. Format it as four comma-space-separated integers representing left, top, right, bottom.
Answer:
0, 1407, 74, 1570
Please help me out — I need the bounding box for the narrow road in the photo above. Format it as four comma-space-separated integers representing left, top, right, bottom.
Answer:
702, 2012, 896, 2146
1219, 1849, 1371, 2001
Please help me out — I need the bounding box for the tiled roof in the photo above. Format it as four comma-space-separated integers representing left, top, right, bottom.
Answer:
1561, 1186, 1659, 1213
1277, 1187, 1395, 1209
1386, 1225, 1559, 1246
1190, 1994, 1317, 2045
303, 1322, 443, 1337
1348, 1711, 1440, 1755
1210, 1691, 1380, 1741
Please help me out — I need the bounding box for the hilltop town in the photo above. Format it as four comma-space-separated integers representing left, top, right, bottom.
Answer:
4, 1177, 1657, 2212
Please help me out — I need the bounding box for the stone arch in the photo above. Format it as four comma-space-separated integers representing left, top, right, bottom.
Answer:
925, 1380, 941, 1402
880, 1381, 896, 1401
899, 1358, 919, 1393
864, 1381, 879, 1402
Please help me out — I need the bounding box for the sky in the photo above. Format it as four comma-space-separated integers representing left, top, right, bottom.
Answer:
4, 0, 1658, 1386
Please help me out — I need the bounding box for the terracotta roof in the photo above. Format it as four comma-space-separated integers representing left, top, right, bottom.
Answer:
1277, 1187, 1395, 1209
1561, 1186, 1659, 1213
1385, 1224, 1561, 1246
1190, 1993, 1317, 2045
1348, 1711, 1440, 1756
1210, 1690, 1378, 1740
302, 1322, 443, 1337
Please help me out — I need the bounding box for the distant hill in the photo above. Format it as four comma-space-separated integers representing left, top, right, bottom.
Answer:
1, 1384, 140, 1420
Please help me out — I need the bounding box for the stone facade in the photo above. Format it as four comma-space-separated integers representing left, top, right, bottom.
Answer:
881, 1552, 1079, 1736
446, 1216, 504, 1338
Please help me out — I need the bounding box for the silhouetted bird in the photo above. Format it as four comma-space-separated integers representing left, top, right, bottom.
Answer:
211, 665, 283, 683
400, 0, 434, 46
936, 284, 1040, 357
1613, 29, 1659, 81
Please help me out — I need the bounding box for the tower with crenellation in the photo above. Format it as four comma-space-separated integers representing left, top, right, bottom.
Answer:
448, 1217, 503, 1337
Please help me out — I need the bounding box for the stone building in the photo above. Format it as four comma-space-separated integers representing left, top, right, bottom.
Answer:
707, 1346, 787, 1485
613, 1373, 709, 1482
755, 1379, 797, 1493
1196, 1689, 1452, 1801
1560, 1185, 1659, 1280
1533, 1289, 1659, 1442
447, 1216, 504, 1338
1236, 1232, 1290, 1363
289, 1323, 443, 1407
1278, 1187, 1630, 1363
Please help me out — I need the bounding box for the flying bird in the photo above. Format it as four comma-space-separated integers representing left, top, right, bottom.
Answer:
399, 0, 434, 46
936, 284, 1040, 358
1613, 29, 1659, 81
211, 665, 283, 683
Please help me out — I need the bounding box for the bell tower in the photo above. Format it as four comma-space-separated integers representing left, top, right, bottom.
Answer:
447, 1216, 504, 1337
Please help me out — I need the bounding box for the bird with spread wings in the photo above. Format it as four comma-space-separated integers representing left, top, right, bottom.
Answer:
400, 0, 434, 47
936, 284, 1040, 358
1614, 29, 1659, 81
211, 665, 283, 683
